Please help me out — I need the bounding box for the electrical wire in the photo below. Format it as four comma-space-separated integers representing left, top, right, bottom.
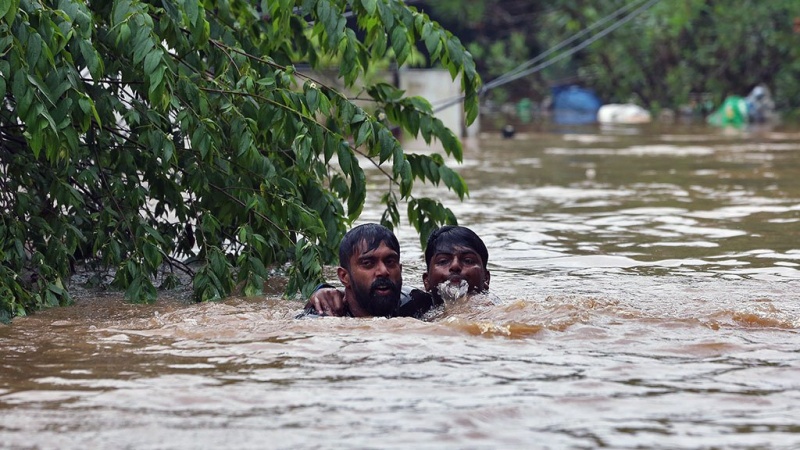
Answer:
430, 0, 663, 113
483, 0, 651, 91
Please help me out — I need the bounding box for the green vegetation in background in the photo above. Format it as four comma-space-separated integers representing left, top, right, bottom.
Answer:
417, 0, 800, 117
0, 0, 480, 322
413, 1, 549, 104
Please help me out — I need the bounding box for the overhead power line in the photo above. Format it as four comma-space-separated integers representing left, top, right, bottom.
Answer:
483, 0, 652, 91
430, 0, 663, 114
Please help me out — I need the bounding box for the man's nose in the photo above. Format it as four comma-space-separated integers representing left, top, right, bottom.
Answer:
449, 258, 462, 272
375, 260, 390, 276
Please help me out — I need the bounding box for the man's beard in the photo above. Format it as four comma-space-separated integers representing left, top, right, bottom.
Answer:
353, 277, 401, 317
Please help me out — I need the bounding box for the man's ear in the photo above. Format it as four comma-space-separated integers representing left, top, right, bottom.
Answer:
337, 267, 350, 288
484, 270, 491, 291
422, 272, 429, 292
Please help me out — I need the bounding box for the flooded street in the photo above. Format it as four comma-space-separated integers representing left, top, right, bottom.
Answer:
2, 123, 800, 449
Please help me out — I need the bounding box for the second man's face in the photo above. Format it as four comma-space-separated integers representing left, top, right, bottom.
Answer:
346, 241, 403, 316
423, 245, 489, 301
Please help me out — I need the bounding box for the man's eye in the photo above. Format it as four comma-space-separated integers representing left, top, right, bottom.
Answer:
435, 258, 450, 265
360, 260, 374, 268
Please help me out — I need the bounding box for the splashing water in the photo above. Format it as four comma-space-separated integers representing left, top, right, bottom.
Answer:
437, 279, 469, 303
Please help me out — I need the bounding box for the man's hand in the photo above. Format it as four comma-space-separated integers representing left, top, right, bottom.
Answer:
305, 287, 347, 316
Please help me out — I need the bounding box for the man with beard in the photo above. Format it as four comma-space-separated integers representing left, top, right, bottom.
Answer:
302, 225, 490, 319
297, 223, 404, 318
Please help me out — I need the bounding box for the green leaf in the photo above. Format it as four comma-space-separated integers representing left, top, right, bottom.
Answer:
2, 0, 15, 23
26, 74, 54, 107
161, 0, 181, 22
373, 25, 388, 56
377, 0, 393, 29
143, 242, 162, 270
378, 127, 394, 163
323, 133, 336, 162
390, 25, 408, 65
133, 33, 155, 66
184, 0, 199, 26
13, 73, 31, 118
78, 95, 102, 128
360, 0, 376, 15
113, 0, 131, 24
142, 225, 166, 244
423, 24, 439, 55
237, 130, 253, 157
354, 121, 372, 148
0, 0, 11, 22
400, 160, 413, 197
347, 166, 366, 220
148, 66, 165, 97
305, 85, 319, 112
336, 142, 353, 174
36, 103, 58, 134
143, 49, 161, 75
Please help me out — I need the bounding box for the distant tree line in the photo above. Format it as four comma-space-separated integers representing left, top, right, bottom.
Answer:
414, 0, 800, 117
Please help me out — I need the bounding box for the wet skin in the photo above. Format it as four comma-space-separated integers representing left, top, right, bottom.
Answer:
422, 244, 490, 301
338, 241, 403, 317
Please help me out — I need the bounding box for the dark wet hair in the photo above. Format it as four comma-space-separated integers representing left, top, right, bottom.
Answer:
424, 225, 488, 269
339, 223, 400, 269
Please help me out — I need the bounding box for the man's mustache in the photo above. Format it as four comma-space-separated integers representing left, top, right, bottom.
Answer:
370, 277, 399, 294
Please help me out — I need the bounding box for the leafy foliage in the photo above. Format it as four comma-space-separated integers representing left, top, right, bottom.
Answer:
535, 0, 800, 112
415, 1, 548, 102
419, 0, 800, 115
0, 0, 480, 320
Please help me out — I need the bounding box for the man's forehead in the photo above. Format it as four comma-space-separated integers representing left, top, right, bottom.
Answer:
433, 243, 479, 256
353, 240, 397, 257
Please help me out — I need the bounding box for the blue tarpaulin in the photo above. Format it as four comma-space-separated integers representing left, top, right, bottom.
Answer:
551, 85, 602, 125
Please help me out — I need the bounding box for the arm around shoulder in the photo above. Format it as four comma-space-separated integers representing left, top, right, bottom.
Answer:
303, 283, 348, 316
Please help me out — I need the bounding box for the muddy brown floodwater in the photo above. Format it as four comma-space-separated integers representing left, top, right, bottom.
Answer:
2, 122, 800, 449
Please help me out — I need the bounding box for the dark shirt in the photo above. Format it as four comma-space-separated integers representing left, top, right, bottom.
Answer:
396, 288, 442, 319
295, 286, 441, 319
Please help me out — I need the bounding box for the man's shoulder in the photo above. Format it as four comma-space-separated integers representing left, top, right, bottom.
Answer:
397, 288, 441, 319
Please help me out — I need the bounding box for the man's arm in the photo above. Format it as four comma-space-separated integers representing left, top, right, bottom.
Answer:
303, 284, 347, 316
302, 284, 431, 318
